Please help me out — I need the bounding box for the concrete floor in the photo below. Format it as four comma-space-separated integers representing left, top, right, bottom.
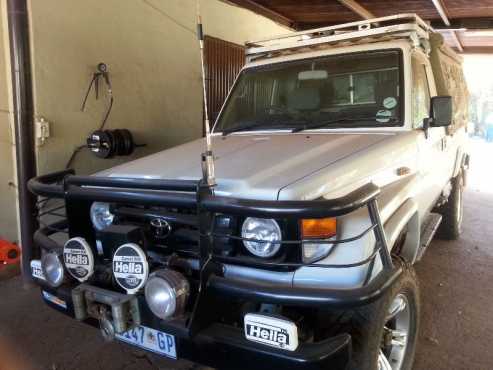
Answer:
1, 139, 492, 370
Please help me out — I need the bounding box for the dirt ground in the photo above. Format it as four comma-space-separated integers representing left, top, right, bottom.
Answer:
0, 139, 492, 370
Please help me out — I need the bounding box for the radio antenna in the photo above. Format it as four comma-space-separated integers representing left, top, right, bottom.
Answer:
196, 0, 216, 187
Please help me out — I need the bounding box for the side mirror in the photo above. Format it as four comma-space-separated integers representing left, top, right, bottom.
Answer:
430, 96, 452, 127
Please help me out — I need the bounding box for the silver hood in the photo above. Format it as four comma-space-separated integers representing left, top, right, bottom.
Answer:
99, 133, 391, 200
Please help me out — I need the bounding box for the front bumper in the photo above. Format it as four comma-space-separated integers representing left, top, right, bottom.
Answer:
35, 252, 400, 370
38, 283, 350, 370
160, 323, 350, 370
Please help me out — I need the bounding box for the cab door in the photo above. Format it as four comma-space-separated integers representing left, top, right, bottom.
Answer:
412, 53, 447, 219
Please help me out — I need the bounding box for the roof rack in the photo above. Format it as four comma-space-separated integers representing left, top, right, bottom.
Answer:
246, 13, 433, 58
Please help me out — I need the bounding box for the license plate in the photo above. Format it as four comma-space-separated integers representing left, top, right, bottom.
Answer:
116, 325, 177, 359
244, 313, 299, 351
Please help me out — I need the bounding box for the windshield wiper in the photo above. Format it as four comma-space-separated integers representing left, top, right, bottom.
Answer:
221, 121, 270, 136
222, 118, 309, 136
291, 116, 397, 133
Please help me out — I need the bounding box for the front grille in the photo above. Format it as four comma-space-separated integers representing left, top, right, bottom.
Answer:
111, 204, 301, 267
112, 204, 201, 256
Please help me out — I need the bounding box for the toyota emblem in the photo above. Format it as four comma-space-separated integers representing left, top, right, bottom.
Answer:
150, 218, 172, 238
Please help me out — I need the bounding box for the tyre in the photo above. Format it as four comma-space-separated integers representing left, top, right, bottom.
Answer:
347, 260, 420, 370
436, 173, 464, 240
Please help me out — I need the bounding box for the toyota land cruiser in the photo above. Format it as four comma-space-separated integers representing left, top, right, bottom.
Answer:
28, 14, 469, 370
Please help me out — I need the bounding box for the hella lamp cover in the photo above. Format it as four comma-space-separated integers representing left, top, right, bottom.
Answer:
112, 243, 149, 294
63, 237, 95, 282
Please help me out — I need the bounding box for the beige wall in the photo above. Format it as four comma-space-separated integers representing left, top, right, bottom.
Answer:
0, 1, 18, 242
29, 0, 290, 175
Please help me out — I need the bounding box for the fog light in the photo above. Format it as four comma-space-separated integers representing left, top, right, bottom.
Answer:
90, 202, 114, 231
145, 270, 189, 320
41, 251, 65, 287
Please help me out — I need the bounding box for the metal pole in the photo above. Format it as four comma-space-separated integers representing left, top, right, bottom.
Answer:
7, 0, 38, 282
196, 1, 216, 187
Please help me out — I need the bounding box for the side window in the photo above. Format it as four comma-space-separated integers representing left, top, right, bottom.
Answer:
412, 57, 431, 127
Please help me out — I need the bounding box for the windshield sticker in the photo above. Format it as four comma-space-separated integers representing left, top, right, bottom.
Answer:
376, 110, 392, 123
383, 97, 398, 109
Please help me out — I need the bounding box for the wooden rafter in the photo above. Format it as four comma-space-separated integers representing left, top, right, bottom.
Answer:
225, 1, 493, 52
225, 0, 295, 28
336, 0, 376, 20
431, 17, 493, 30
430, 0, 463, 52
449, 30, 464, 52
460, 47, 493, 54
430, 0, 451, 26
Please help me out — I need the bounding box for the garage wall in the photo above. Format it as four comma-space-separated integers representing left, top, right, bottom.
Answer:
28, 0, 291, 175
0, 3, 18, 243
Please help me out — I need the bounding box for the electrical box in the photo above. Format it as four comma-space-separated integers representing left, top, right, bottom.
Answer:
35, 117, 50, 145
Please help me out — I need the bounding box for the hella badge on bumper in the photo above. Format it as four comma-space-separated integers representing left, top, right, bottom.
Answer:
30, 260, 45, 281
244, 313, 299, 351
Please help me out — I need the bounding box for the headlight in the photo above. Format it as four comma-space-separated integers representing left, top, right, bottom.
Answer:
241, 217, 282, 258
41, 251, 65, 287
145, 270, 190, 320
90, 202, 114, 231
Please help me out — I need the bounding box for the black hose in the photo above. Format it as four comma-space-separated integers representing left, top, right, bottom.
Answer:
99, 94, 113, 131
65, 144, 86, 169
80, 74, 98, 111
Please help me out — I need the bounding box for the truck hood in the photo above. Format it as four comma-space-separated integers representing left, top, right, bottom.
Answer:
99, 133, 391, 200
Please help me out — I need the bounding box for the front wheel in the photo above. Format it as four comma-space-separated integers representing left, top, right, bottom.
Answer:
348, 261, 420, 370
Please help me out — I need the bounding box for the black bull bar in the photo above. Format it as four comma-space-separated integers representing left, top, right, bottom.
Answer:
28, 169, 401, 311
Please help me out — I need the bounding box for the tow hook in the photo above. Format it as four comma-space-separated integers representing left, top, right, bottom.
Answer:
98, 307, 116, 342
72, 284, 141, 340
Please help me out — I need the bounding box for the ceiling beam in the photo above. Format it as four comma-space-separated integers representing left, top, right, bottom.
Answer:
461, 47, 493, 54
448, 30, 464, 52
336, 0, 376, 20
430, 1, 464, 52
301, 18, 493, 31
431, 18, 493, 30
225, 0, 295, 29
430, 0, 451, 26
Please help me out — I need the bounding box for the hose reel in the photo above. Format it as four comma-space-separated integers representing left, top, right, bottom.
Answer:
87, 129, 143, 159
79, 63, 146, 161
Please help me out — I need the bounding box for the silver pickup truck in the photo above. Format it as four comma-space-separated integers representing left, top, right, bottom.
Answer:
28, 14, 469, 370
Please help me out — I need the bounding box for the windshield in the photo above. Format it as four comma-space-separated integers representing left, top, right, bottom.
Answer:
214, 50, 402, 134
